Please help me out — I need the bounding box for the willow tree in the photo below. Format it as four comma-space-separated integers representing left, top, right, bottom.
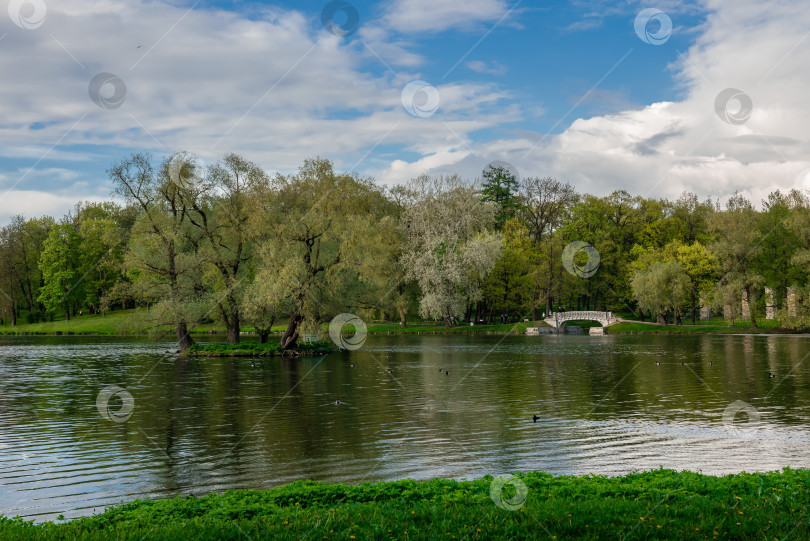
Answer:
401, 174, 502, 327
709, 193, 762, 328
631, 261, 691, 324
249, 158, 396, 350
185, 153, 267, 343
109, 153, 202, 350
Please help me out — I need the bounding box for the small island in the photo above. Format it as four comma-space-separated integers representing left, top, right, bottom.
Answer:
185, 340, 335, 357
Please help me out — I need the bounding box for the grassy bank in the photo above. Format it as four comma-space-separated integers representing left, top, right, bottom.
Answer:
608, 318, 790, 334
186, 341, 335, 357
1, 469, 808, 540
0, 308, 799, 338
0, 309, 546, 337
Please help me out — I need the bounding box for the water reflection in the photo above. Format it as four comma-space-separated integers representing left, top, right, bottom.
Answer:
1, 333, 810, 521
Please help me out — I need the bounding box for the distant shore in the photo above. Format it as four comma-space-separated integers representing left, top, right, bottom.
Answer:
0, 309, 800, 337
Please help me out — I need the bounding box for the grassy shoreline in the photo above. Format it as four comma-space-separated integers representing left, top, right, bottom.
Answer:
0, 309, 802, 337
1, 469, 808, 539
185, 341, 335, 357
0, 310, 546, 337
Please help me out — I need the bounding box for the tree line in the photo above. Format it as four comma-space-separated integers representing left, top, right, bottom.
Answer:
1, 152, 809, 349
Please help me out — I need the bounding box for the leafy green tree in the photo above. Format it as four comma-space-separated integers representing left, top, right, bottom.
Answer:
110, 153, 202, 350
186, 153, 268, 343
76, 202, 128, 315
755, 190, 807, 307
482, 218, 537, 320
631, 261, 691, 324
250, 158, 396, 349
670, 192, 713, 244
676, 241, 720, 323
38, 222, 82, 321
709, 193, 762, 328
518, 176, 578, 315
480, 164, 520, 229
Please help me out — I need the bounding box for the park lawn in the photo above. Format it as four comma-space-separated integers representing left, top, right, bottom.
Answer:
608, 318, 787, 334
3, 308, 793, 338
0, 309, 548, 337
0, 309, 282, 336
0, 309, 138, 335
1, 469, 808, 540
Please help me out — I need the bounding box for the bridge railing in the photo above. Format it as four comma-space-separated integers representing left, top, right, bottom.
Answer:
553, 311, 615, 327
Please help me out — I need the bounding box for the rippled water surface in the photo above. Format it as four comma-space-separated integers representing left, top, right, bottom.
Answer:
2, 333, 810, 521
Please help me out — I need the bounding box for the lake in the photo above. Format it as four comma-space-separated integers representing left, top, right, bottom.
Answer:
2, 333, 810, 522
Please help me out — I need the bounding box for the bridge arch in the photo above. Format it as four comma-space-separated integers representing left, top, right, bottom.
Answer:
543, 311, 618, 332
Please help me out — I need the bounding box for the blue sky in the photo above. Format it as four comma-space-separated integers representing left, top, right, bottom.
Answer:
1, 0, 808, 222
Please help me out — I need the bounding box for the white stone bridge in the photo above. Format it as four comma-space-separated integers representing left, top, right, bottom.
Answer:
543, 311, 620, 333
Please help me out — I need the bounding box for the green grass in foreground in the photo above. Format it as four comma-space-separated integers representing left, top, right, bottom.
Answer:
1, 469, 808, 540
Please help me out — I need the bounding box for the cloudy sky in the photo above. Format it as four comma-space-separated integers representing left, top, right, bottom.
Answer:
1, 0, 809, 223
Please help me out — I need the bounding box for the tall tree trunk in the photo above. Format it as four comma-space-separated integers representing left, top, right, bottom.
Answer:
226, 288, 241, 343
167, 243, 194, 352
280, 313, 303, 351
176, 322, 194, 351
691, 290, 697, 324
258, 330, 270, 344
746, 285, 758, 328
546, 242, 554, 316
227, 317, 240, 344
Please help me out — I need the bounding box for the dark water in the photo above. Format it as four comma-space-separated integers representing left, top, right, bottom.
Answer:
2, 333, 810, 522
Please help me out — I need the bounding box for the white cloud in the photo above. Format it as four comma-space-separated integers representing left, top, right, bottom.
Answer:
466, 60, 507, 76
385, 0, 810, 206
0, 0, 513, 199
382, 0, 509, 33
5, 0, 807, 218
0, 190, 108, 224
